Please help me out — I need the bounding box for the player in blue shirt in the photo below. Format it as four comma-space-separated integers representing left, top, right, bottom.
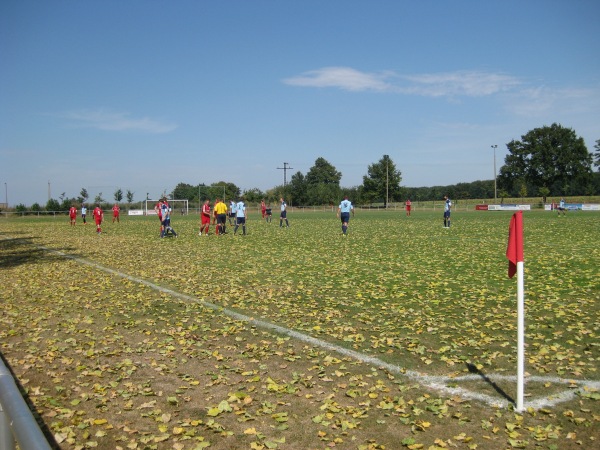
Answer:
234, 199, 247, 235
160, 199, 178, 238
337, 196, 355, 235
229, 200, 237, 225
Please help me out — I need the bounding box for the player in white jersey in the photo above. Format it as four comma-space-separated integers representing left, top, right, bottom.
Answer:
443, 195, 452, 228
279, 198, 289, 228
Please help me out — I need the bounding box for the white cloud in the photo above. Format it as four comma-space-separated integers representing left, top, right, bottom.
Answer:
283, 67, 522, 97
401, 71, 521, 97
282, 67, 394, 92
60, 109, 178, 133
505, 85, 600, 117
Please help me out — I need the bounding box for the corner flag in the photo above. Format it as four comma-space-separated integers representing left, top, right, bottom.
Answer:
506, 210, 525, 412
506, 211, 524, 278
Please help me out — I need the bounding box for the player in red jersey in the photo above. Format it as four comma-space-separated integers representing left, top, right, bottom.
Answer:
112, 203, 120, 223
69, 205, 77, 226
405, 199, 412, 217
260, 199, 266, 219
199, 199, 211, 236
92, 205, 104, 234
154, 199, 164, 235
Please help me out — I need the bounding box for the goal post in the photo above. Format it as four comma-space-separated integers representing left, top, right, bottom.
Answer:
145, 199, 189, 215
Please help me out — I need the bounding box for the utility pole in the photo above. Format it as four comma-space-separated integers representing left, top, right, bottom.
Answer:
384, 155, 389, 207
277, 162, 294, 187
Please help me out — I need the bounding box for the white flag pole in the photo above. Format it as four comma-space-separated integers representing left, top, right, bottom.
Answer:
516, 260, 525, 412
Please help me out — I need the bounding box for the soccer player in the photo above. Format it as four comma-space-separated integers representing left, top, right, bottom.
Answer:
229, 200, 236, 225
443, 195, 452, 228
81, 204, 87, 225
279, 198, 289, 228
160, 198, 178, 238
92, 204, 103, 234
337, 196, 354, 235
112, 203, 120, 223
214, 198, 228, 235
69, 205, 77, 226
265, 204, 272, 223
260, 199, 266, 219
234, 198, 247, 235
199, 199, 211, 236
154, 198, 164, 235
405, 198, 412, 217
558, 197, 567, 216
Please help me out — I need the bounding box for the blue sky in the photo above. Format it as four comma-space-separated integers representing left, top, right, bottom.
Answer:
1, 0, 599, 206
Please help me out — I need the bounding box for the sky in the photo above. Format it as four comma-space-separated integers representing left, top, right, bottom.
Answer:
1, 0, 599, 206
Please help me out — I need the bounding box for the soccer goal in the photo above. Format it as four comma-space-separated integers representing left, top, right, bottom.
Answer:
145, 199, 189, 215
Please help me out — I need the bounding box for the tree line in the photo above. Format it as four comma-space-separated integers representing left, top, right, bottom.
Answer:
11, 124, 600, 212
175, 124, 600, 206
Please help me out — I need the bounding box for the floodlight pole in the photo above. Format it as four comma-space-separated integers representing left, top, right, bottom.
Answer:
491, 145, 498, 201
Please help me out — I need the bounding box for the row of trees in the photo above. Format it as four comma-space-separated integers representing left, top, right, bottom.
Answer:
15, 188, 135, 214
167, 155, 403, 207
11, 124, 600, 212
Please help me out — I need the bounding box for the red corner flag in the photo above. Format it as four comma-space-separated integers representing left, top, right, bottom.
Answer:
506, 211, 524, 278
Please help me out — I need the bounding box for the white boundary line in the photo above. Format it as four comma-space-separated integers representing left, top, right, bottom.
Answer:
12, 241, 600, 410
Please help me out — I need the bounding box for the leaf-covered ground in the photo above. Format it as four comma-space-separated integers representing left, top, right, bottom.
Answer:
0, 210, 598, 449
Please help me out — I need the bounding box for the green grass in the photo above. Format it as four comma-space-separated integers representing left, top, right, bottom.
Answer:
1, 210, 599, 449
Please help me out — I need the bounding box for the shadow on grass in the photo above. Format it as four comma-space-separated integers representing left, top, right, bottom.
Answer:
0, 232, 81, 269
466, 362, 515, 406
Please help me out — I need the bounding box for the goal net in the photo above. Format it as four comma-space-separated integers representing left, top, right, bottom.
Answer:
145, 199, 189, 216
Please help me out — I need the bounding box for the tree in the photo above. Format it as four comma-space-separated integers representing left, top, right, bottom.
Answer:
61, 196, 75, 211
214, 181, 240, 201
518, 181, 527, 201
126, 190, 135, 203
172, 183, 198, 201
594, 139, 600, 171
305, 157, 342, 205
80, 188, 89, 203
289, 171, 308, 205
114, 188, 123, 203
362, 155, 402, 207
498, 124, 593, 196
242, 187, 265, 204
46, 198, 61, 211
341, 186, 365, 205
94, 193, 105, 204
538, 186, 550, 202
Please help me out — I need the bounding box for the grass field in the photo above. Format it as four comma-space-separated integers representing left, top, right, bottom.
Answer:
1, 209, 599, 450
